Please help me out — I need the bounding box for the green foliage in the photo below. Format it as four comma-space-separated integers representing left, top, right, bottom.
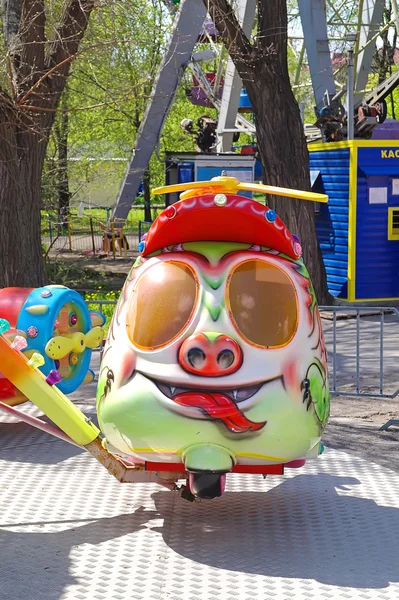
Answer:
45, 259, 108, 287
43, 0, 172, 211
43, 1, 241, 213
84, 289, 120, 333
42, 0, 237, 213
40, 0, 399, 219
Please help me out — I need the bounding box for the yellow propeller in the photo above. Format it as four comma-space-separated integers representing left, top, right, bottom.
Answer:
45, 327, 104, 360
152, 175, 328, 203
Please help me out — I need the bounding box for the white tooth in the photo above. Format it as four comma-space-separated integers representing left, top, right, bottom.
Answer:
170, 387, 176, 395
233, 390, 238, 400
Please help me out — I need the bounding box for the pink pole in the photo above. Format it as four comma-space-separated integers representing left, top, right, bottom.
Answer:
0, 400, 82, 448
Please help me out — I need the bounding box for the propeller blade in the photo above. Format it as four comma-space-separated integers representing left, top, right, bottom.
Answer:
45, 335, 74, 360
85, 327, 105, 349
237, 182, 328, 203
151, 176, 328, 203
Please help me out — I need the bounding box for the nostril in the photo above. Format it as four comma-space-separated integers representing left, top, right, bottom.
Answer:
217, 349, 235, 369
187, 347, 206, 369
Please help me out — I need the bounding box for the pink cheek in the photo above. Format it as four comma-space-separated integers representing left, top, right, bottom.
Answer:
284, 360, 298, 391
119, 347, 137, 383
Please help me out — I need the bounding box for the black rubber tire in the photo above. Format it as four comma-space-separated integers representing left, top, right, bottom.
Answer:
189, 473, 225, 499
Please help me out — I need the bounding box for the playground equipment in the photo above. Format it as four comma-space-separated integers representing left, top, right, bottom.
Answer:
0, 177, 329, 501
0, 286, 105, 405
98, 221, 129, 257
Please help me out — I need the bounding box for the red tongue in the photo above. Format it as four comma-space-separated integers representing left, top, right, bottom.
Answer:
173, 391, 266, 434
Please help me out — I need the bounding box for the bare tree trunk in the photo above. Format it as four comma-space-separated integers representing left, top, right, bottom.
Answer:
55, 97, 70, 228
244, 66, 331, 304
204, 0, 331, 303
0, 0, 98, 287
0, 118, 47, 286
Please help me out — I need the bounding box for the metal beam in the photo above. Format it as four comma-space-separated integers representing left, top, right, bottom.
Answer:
190, 61, 255, 135
112, 0, 207, 222
354, 0, 385, 104
297, 0, 336, 109
216, 0, 257, 153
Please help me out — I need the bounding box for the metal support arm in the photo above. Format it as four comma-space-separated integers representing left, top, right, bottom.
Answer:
355, 0, 385, 104
297, 0, 336, 111
112, 0, 207, 222
216, 0, 257, 152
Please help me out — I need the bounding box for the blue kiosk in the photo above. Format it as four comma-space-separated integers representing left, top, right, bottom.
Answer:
164, 153, 256, 203
309, 140, 399, 302
164, 142, 399, 304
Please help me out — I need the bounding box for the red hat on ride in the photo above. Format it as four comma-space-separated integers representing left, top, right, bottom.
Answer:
140, 192, 301, 260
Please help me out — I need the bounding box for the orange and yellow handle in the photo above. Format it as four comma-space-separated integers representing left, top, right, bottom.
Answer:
0, 334, 99, 445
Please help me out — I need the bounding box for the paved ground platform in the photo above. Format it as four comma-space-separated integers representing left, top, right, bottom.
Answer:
1, 400, 399, 599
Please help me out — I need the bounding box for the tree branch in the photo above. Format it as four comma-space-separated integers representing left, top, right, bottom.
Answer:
17, 52, 76, 105
20, 0, 46, 72
1, 0, 21, 49
203, 0, 255, 76
46, 0, 98, 96
2, 1, 46, 94
18, 37, 140, 107
0, 85, 16, 108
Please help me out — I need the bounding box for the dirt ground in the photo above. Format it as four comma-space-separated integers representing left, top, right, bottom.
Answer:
47, 251, 133, 289
324, 395, 399, 472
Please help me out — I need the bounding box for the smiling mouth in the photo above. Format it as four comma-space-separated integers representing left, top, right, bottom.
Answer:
151, 379, 268, 434
156, 382, 263, 402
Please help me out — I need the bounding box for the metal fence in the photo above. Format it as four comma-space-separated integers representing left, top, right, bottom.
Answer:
42, 207, 164, 258
43, 216, 139, 258
319, 306, 399, 399
86, 299, 399, 400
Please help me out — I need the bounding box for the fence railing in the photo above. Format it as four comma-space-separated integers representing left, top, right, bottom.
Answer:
86, 299, 399, 400
42, 207, 164, 257
319, 306, 399, 399
86, 299, 117, 316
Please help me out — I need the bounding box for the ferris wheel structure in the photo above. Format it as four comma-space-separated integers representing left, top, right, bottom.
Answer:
112, 0, 398, 220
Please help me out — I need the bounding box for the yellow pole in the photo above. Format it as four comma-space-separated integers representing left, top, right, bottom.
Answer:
347, 143, 358, 301
111, 218, 116, 259
0, 335, 99, 446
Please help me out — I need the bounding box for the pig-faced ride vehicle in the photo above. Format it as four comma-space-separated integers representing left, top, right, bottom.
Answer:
0, 177, 329, 501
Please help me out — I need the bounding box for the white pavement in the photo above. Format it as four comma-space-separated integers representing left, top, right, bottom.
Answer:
1, 361, 399, 599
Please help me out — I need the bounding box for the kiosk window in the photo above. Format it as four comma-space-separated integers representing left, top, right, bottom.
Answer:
388, 208, 399, 240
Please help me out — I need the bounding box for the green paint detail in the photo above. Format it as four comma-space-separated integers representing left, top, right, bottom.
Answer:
182, 444, 235, 472
182, 241, 251, 266
293, 258, 311, 280
133, 256, 142, 269
97, 371, 322, 464
202, 331, 222, 343
203, 274, 224, 290
293, 259, 317, 317
204, 292, 224, 322
263, 248, 297, 263
307, 358, 330, 429
26, 305, 49, 315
